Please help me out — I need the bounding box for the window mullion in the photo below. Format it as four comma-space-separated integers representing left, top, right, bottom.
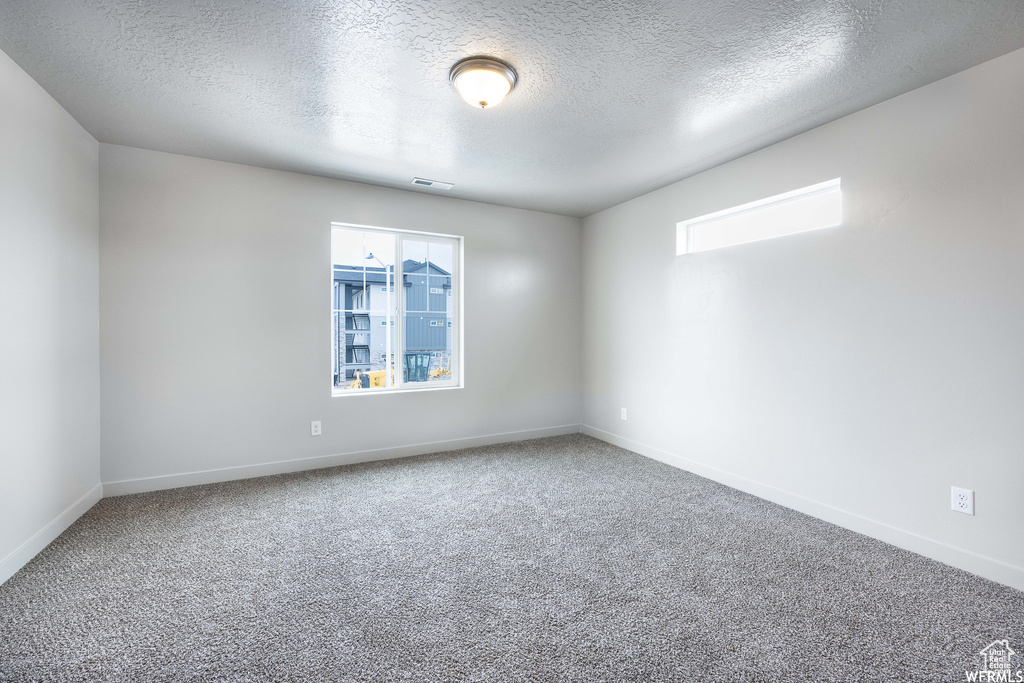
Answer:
395, 234, 404, 390
452, 238, 459, 386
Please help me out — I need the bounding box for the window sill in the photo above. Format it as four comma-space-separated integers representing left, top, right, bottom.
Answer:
331, 383, 463, 398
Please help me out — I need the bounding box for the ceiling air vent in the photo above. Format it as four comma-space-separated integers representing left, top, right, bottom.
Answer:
411, 177, 454, 190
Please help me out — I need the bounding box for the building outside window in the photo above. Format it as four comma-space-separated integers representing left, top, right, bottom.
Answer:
331, 223, 461, 393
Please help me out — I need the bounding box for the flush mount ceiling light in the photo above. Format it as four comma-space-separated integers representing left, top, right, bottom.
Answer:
448, 56, 518, 109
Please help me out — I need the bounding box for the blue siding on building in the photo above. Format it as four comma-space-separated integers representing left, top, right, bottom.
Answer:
404, 314, 447, 351
333, 260, 452, 384
402, 262, 451, 353
428, 276, 448, 312
405, 273, 428, 311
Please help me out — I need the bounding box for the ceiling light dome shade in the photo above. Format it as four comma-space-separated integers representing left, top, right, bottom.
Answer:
449, 57, 518, 109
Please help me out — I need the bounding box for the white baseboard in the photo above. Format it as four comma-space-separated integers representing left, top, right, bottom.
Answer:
0, 483, 103, 586
581, 424, 1024, 593
103, 424, 582, 497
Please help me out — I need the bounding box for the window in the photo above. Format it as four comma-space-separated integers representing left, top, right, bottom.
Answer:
677, 178, 841, 255
332, 223, 461, 393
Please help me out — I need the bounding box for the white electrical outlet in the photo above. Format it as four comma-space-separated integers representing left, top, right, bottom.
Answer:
620, 408, 627, 421
310, 420, 322, 437
950, 486, 974, 515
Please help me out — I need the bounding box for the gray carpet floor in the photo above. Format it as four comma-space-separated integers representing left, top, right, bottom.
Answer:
0, 434, 1021, 682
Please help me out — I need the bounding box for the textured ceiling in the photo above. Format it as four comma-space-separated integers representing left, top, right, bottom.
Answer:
2, 1, 1023, 217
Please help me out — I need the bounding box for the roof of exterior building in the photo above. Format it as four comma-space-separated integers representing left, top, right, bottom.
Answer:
334, 261, 451, 284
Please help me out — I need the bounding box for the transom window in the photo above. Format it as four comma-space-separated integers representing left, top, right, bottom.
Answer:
677, 178, 841, 254
332, 223, 461, 394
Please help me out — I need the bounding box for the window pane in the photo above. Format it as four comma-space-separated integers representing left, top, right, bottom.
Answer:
333, 227, 397, 390
404, 309, 451, 381
403, 239, 428, 267
677, 179, 841, 255
337, 314, 395, 391
428, 241, 453, 273
333, 228, 395, 312
404, 272, 429, 311
333, 229, 395, 273
402, 236, 454, 385
428, 275, 450, 312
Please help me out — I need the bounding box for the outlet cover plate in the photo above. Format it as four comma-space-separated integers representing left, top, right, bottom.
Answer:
951, 486, 974, 515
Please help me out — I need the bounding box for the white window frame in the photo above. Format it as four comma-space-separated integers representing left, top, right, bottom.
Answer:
676, 178, 841, 255
331, 222, 463, 396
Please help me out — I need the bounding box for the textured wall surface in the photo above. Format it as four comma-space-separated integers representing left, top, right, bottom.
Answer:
2, 1, 1023, 216
582, 47, 1024, 589
99, 144, 582, 486
0, 49, 100, 582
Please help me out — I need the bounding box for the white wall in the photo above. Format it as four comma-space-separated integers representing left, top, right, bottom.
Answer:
100, 145, 582, 491
0, 50, 101, 583
582, 47, 1024, 590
